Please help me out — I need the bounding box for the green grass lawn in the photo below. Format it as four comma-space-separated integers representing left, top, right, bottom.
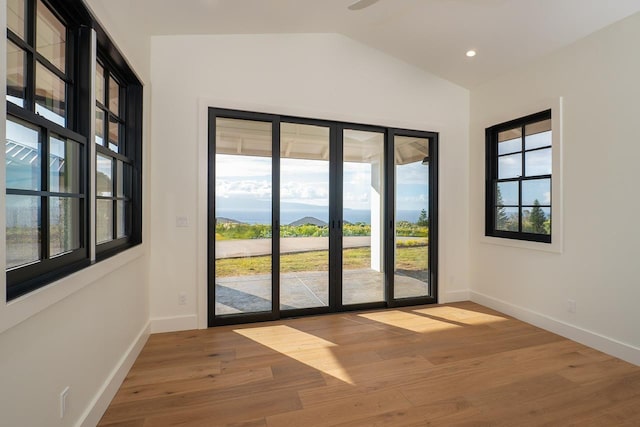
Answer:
215, 246, 428, 277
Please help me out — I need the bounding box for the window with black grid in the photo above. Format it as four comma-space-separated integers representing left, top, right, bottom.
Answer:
486, 110, 552, 243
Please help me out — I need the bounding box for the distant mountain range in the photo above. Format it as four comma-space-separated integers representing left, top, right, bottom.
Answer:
288, 216, 327, 227
216, 198, 425, 225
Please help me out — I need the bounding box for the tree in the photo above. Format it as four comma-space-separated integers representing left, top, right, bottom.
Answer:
529, 199, 547, 234
496, 186, 509, 229
417, 209, 429, 226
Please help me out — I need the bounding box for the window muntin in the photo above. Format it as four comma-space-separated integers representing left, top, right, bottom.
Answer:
95, 59, 135, 251
7, 0, 71, 125
487, 111, 552, 243
5, 114, 87, 297
5, 0, 143, 300
35, 0, 66, 72
35, 61, 66, 126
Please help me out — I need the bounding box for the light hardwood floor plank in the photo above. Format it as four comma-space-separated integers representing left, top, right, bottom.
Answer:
98, 302, 640, 426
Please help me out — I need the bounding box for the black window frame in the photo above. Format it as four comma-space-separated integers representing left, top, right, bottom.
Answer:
94, 51, 142, 260
485, 109, 552, 244
5, 0, 143, 301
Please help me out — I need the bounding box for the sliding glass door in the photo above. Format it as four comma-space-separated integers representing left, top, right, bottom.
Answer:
393, 134, 432, 299
279, 121, 331, 311
213, 116, 275, 318
341, 128, 386, 306
209, 109, 438, 326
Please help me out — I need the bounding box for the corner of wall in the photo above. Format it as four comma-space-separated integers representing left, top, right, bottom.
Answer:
150, 315, 199, 334
77, 320, 151, 427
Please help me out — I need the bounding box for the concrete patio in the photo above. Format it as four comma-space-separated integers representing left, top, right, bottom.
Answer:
215, 268, 430, 315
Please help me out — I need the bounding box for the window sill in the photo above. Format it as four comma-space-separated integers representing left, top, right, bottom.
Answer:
480, 234, 562, 254
0, 244, 145, 335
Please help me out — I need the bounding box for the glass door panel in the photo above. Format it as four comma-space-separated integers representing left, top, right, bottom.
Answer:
394, 136, 430, 299
342, 129, 385, 305
280, 123, 330, 310
214, 118, 273, 316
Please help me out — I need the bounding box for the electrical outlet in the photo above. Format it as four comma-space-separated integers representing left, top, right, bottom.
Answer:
179, 292, 187, 305
567, 299, 576, 313
60, 386, 70, 418
176, 216, 189, 228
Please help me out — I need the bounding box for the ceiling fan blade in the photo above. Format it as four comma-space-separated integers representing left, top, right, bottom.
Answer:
348, 0, 380, 11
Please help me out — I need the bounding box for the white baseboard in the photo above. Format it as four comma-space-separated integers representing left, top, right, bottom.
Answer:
150, 314, 198, 333
440, 289, 470, 303
470, 291, 640, 366
77, 321, 151, 427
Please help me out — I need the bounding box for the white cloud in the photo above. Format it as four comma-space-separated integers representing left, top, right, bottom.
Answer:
396, 162, 428, 185
216, 154, 271, 178
216, 179, 272, 199
281, 181, 329, 206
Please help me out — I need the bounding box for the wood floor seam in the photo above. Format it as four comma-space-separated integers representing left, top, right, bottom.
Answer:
98, 302, 640, 426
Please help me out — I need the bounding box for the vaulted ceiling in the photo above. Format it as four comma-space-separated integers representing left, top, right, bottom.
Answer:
97, 0, 640, 88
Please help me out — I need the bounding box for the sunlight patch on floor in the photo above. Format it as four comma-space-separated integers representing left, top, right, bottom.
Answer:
358, 310, 461, 333
234, 325, 354, 384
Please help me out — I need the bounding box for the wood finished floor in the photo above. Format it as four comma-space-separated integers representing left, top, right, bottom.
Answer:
99, 302, 640, 426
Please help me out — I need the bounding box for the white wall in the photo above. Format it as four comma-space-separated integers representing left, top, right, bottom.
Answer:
469, 13, 640, 364
149, 33, 470, 330
0, 0, 152, 425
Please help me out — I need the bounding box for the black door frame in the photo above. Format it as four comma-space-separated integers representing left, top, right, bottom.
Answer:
208, 107, 439, 326
387, 127, 439, 308
336, 123, 389, 312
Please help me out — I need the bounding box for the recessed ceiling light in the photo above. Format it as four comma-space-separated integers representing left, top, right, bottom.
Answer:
348, 0, 380, 11
466, 50, 477, 58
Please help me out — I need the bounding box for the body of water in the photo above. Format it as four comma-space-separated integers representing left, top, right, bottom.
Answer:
216, 209, 424, 225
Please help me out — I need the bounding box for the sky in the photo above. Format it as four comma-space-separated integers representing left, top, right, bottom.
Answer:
215, 154, 429, 215
498, 131, 552, 206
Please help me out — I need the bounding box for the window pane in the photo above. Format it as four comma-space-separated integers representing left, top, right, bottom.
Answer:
97, 154, 113, 196
49, 135, 80, 193
522, 179, 550, 206
498, 153, 521, 179
496, 181, 518, 206
49, 197, 80, 256
36, 0, 66, 72
525, 148, 551, 176
498, 128, 521, 155
109, 76, 120, 114
108, 117, 119, 152
116, 160, 124, 197
525, 120, 551, 150
279, 122, 330, 310
342, 129, 385, 305
394, 135, 430, 300
95, 109, 105, 146
116, 200, 127, 238
6, 195, 41, 269
6, 117, 41, 191
96, 63, 105, 105
35, 61, 66, 126
8, 0, 26, 39
122, 163, 132, 198
496, 206, 518, 232
96, 200, 113, 244
523, 206, 551, 235
214, 117, 273, 315
7, 40, 26, 107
